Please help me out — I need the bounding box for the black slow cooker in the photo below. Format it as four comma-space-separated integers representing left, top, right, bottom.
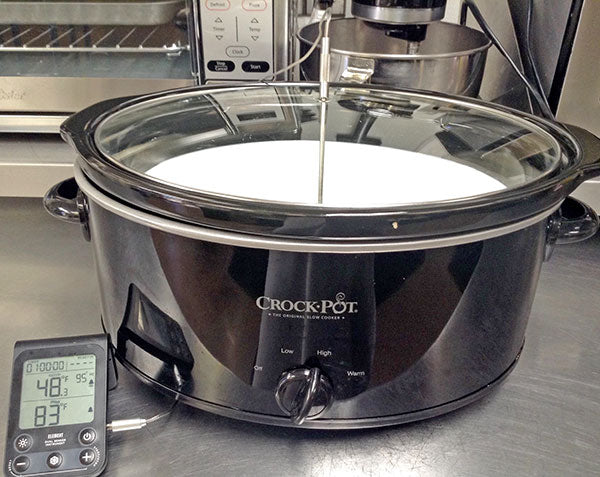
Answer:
45, 83, 600, 428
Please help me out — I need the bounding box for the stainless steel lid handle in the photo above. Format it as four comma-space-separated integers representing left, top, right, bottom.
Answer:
275, 367, 334, 426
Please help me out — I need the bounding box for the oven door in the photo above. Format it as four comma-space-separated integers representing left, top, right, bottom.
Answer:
0, 0, 196, 133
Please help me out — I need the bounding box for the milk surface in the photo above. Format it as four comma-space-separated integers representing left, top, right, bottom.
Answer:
146, 140, 506, 207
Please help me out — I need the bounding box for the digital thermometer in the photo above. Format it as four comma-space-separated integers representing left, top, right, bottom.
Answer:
4, 335, 108, 476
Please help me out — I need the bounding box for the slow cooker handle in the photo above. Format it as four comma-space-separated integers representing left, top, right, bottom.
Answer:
566, 124, 600, 183
546, 197, 598, 260
43, 177, 91, 242
556, 197, 599, 245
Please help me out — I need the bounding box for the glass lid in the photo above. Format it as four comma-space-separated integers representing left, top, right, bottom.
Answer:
93, 84, 564, 210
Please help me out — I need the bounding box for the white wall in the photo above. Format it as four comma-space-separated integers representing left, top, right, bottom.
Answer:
443, 0, 462, 24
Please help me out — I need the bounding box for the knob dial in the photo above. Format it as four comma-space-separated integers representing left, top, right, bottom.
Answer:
275, 368, 333, 425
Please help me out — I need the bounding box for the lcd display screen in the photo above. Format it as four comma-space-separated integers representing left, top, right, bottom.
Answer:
19, 355, 96, 429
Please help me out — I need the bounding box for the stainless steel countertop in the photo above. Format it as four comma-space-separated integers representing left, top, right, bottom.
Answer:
1, 197, 599, 476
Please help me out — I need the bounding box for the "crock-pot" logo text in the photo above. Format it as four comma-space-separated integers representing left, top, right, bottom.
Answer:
256, 292, 358, 315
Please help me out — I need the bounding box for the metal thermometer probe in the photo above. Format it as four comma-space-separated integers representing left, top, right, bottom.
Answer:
318, 10, 332, 204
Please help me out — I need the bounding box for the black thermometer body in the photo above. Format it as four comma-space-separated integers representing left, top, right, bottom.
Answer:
4, 335, 108, 477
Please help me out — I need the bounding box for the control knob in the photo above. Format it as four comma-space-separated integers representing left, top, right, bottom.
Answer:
275, 367, 333, 425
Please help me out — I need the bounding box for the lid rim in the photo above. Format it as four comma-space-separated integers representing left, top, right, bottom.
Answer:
88, 83, 574, 214
75, 165, 560, 253
65, 81, 582, 241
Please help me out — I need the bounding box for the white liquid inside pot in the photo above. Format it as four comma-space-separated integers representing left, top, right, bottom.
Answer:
146, 140, 506, 207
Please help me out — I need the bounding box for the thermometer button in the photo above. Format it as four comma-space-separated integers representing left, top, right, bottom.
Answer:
79, 449, 97, 466
46, 452, 63, 469
12, 455, 30, 474
79, 428, 97, 445
14, 434, 32, 452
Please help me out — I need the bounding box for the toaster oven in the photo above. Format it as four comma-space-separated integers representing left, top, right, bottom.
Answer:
0, 0, 296, 134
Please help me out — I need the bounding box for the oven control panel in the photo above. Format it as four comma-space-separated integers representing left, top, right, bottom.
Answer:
200, 0, 274, 81
4, 335, 108, 477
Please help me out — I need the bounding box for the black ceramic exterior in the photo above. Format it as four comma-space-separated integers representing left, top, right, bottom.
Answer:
87, 197, 547, 427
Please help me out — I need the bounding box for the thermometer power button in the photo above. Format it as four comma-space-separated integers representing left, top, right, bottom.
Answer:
79, 428, 97, 445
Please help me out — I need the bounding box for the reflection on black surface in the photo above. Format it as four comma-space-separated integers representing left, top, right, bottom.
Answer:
118, 284, 195, 378
148, 228, 484, 398
151, 230, 264, 384
371, 243, 482, 386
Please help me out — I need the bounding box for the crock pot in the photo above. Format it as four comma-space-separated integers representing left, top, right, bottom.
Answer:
45, 83, 600, 428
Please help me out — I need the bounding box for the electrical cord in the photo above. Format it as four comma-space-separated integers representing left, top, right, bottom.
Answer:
106, 349, 183, 433
106, 397, 179, 433
260, 8, 332, 83
463, 0, 555, 120
106, 340, 119, 392
145, 400, 178, 425
524, 0, 552, 114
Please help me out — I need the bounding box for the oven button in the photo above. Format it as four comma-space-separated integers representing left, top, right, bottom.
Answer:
14, 434, 32, 452
275, 367, 333, 425
242, 61, 270, 73
208, 60, 236, 72
205, 0, 230, 10
46, 452, 63, 469
12, 456, 30, 474
242, 0, 267, 11
79, 449, 97, 466
226, 46, 250, 58
79, 428, 96, 445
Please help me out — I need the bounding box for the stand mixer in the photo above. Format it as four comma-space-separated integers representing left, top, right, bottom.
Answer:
352, 0, 448, 55
298, 0, 491, 97
352, 0, 447, 24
